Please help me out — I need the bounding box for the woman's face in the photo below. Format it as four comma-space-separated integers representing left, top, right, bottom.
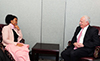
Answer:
11, 18, 18, 26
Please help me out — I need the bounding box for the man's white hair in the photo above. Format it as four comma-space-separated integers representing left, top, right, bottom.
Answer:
83, 15, 90, 23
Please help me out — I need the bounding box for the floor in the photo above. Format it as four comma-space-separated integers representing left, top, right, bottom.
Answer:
38, 58, 100, 61
30, 53, 100, 61
32, 56, 63, 61
38, 59, 63, 61
38, 59, 100, 61
39, 59, 56, 61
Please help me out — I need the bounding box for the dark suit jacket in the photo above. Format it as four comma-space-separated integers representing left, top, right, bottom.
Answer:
70, 25, 100, 49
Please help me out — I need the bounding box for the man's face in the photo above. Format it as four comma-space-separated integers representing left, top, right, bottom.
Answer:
79, 17, 88, 28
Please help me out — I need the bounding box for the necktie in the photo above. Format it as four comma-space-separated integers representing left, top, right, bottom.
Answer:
74, 28, 84, 49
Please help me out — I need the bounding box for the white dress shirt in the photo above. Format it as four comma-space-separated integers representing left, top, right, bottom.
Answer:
77, 25, 89, 43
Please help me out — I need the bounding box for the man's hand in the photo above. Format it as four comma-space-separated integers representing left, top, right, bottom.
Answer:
16, 43, 23, 47
73, 42, 84, 48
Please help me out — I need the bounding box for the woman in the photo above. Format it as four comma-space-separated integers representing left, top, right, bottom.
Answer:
2, 14, 30, 61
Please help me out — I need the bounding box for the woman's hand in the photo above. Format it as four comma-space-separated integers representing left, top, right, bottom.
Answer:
14, 25, 20, 30
16, 43, 23, 47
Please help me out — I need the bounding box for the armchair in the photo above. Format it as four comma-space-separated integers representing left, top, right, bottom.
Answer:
67, 26, 100, 61
0, 24, 25, 61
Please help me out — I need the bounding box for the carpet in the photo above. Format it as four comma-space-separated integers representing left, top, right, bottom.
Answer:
39, 59, 64, 61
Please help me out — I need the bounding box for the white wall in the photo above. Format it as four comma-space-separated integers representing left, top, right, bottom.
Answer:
42, 0, 65, 54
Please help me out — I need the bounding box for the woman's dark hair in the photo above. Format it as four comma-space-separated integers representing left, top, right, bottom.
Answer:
5, 14, 18, 25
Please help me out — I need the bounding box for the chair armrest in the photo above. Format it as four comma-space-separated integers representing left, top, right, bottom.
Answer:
0, 43, 4, 52
94, 46, 100, 58
0, 35, 2, 43
20, 38, 25, 43
68, 41, 71, 46
0, 42, 15, 61
5, 50, 15, 61
65, 41, 71, 49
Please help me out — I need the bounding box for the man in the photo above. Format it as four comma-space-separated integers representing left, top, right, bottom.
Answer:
61, 15, 100, 61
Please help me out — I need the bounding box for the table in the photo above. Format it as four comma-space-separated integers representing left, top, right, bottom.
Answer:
32, 43, 59, 61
